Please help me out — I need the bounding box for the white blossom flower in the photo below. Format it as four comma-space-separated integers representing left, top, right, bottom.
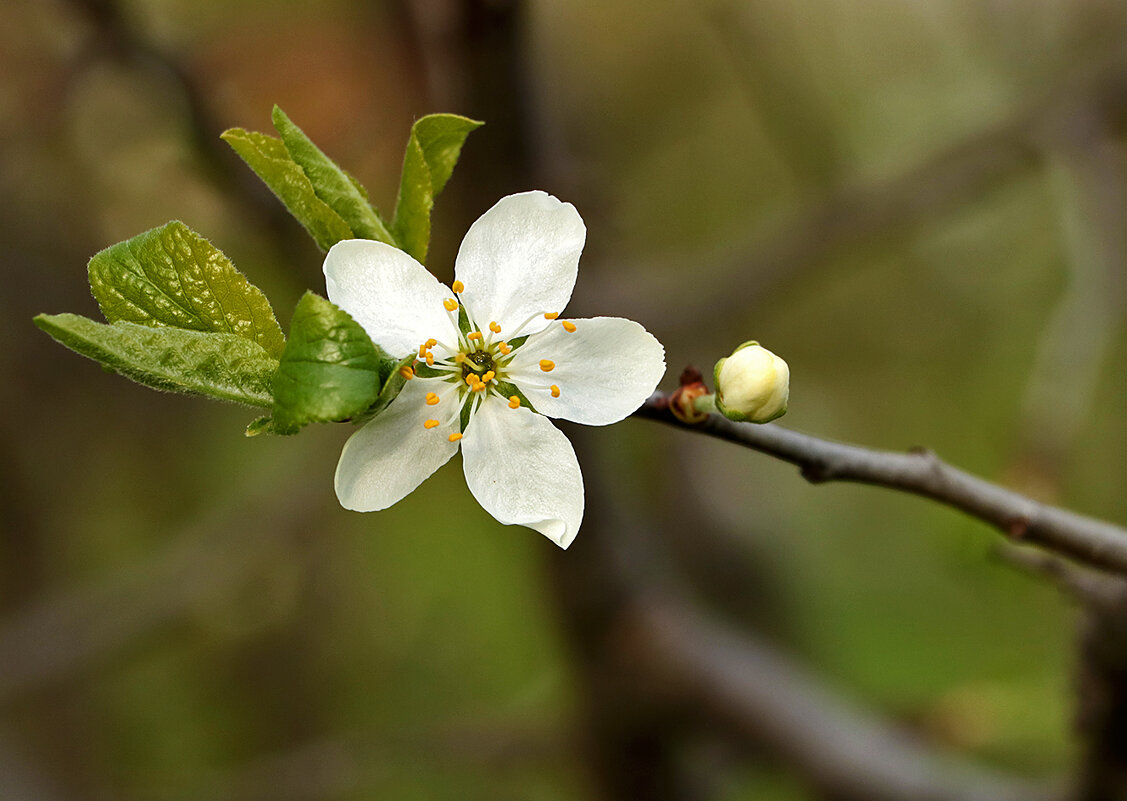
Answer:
323, 191, 666, 548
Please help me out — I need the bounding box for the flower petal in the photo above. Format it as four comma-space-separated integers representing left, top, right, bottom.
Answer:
506, 317, 665, 426
324, 239, 458, 357
334, 377, 461, 511
461, 396, 584, 548
454, 192, 585, 336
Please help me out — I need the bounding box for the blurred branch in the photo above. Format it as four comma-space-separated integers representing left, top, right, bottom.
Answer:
633, 44, 1127, 326
625, 596, 1057, 801
0, 480, 325, 705
633, 393, 1127, 575
558, 443, 1058, 801
62, 0, 291, 231
1012, 112, 1127, 486
996, 545, 1127, 610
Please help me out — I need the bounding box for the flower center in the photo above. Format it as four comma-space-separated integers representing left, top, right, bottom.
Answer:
411, 283, 582, 435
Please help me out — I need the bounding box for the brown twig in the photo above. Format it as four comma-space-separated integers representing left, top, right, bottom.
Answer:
634, 393, 1127, 575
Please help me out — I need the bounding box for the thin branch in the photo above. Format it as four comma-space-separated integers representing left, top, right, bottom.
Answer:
633, 393, 1127, 575
995, 545, 1127, 610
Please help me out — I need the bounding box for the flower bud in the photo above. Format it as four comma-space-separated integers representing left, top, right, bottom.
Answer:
713, 341, 789, 423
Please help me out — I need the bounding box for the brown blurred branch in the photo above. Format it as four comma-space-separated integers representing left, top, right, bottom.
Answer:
622, 44, 1127, 326
633, 393, 1127, 575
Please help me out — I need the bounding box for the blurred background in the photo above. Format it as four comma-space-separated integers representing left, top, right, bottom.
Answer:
5, 0, 1127, 798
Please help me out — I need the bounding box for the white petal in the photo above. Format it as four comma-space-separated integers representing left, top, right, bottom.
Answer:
324, 239, 458, 357
461, 397, 584, 548
454, 192, 585, 337
506, 317, 666, 426
334, 378, 461, 511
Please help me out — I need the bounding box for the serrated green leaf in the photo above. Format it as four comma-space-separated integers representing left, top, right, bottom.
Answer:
271, 106, 396, 245
221, 128, 354, 251
392, 114, 483, 264
271, 292, 393, 434
35, 314, 277, 407
87, 221, 286, 358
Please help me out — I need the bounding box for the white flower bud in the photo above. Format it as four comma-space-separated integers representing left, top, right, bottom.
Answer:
713, 341, 789, 423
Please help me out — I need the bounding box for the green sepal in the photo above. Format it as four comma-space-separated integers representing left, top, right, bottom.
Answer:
392, 114, 483, 264
221, 128, 354, 251
353, 353, 417, 425
459, 394, 474, 432
456, 304, 472, 337
493, 380, 538, 414
245, 416, 274, 437
87, 221, 286, 358
270, 292, 393, 434
506, 334, 530, 351
271, 106, 396, 245
35, 314, 278, 407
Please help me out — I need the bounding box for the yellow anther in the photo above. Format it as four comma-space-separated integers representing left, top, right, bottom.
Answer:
539, 359, 555, 372
425, 352, 435, 366
544, 312, 559, 320
489, 321, 502, 333
467, 331, 483, 342
425, 392, 440, 405
418, 344, 428, 357
465, 374, 480, 386
472, 381, 487, 392
481, 370, 495, 383
443, 298, 458, 312
455, 353, 466, 363
498, 342, 512, 355
550, 384, 561, 398
425, 338, 437, 348
452, 280, 465, 293
448, 432, 463, 442
424, 419, 440, 429
508, 395, 521, 409
399, 366, 415, 380
562, 321, 577, 333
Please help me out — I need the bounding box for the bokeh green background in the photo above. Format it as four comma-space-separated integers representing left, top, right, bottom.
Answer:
5, 0, 1127, 798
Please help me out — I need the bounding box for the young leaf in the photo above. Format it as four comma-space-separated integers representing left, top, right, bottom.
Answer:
221, 128, 354, 251
271, 106, 396, 245
352, 353, 416, 425
34, 314, 278, 407
392, 114, 483, 264
88, 221, 286, 358
271, 292, 393, 434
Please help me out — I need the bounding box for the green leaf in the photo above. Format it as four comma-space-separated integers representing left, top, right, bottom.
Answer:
271, 106, 396, 245
354, 353, 417, 425
392, 114, 483, 264
271, 292, 393, 434
221, 128, 354, 251
87, 221, 286, 358
35, 314, 278, 407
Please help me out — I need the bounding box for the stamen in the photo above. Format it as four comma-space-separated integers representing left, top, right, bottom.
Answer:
544, 312, 559, 320
425, 338, 437, 348
498, 342, 512, 355
443, 298, 458, 312
424, 419, 440, 429
508, 395, 521, 409
465, 374, 480, 386
455, 353, 466, 363
418, 344, 428, 357
539, 359, 555, 372
452, 280, 465, 293
489, 321, 502, 333
551, 385, 561, 398
425, 392, 440, 406
481, 370, 495, 383
399, 366, 415, 380
425, 352, 435, 366
448, 432, 463, 442
471, 381, 487, 392
562, 321, 577, 333
467, 331, 483, 342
